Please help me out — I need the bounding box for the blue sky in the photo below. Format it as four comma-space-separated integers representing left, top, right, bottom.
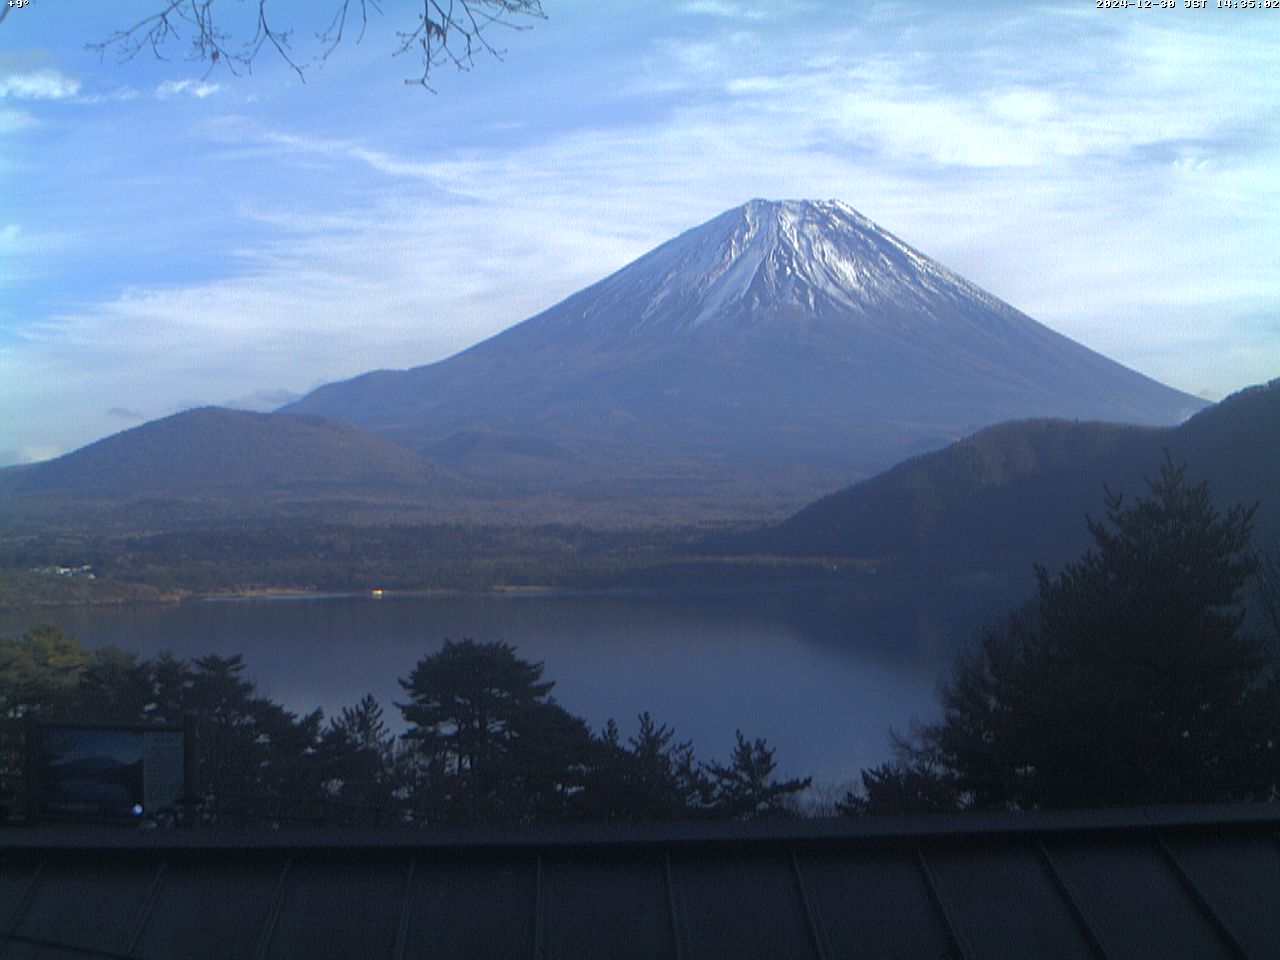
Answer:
1, 0, 1277, 465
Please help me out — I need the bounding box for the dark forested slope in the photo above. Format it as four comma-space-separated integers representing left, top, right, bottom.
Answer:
747, 379, 1278, 574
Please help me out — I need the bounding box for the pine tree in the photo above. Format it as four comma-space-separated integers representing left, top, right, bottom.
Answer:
397, 639, 590, 822
705, 731, 811, 819
583, 713, 710, 820
184, 654, 324, 805
889, 458, 1278, 809
0, 624, 90, 717
319, 694, 397, 814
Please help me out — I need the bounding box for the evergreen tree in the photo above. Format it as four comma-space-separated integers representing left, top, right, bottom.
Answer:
184, 654, 324, 805
70, 646, 155, 722
839, 756, 959, 816
328, 694, 393, 756
583, 713, 710, 820
1253, 534, 1280, 641
320, 694, 415, 818
397, 639, 591, 822
705, 731, 811, 819
499, 698, 594, 822
0, 625, 92, 821
0, 624, 90, 717
143, 652, 194, 724
894, 458, 1277, 810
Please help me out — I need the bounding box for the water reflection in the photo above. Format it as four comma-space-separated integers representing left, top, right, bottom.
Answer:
0, 581, 1029, 783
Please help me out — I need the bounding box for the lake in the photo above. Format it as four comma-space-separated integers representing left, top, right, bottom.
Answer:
0, 580, 1026, 786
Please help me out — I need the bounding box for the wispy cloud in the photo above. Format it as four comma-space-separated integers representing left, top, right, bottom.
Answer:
680, 0, 774, 19
1, 1, 1275, 460
223, 387, 303, 411
75, 87, 141, 104
156, 79, 221, 99
0, 68, 80, 100
0, 108, 35, 132
251, 128, 449, 182
0, 177, 639, 458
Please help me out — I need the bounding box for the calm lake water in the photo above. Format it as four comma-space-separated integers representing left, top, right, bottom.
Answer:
0, 582, 1026, 785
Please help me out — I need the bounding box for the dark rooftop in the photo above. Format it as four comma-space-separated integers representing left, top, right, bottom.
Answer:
3, 804, 1279, 959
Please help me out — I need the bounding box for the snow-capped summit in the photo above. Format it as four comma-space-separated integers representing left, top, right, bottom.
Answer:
596, 198, 992, 332
511, 199, 1035, 351
284, 200, 1204, 517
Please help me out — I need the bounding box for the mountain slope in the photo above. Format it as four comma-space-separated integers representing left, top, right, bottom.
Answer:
0, 408, 460, 524
748, 379, 1278, 574
285, 200, 1203, 515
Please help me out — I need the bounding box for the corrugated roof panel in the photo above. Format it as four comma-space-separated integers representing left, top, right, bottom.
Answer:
922, 844, 1096, 959
1, 940, 91, 960
0, 855, 42, 933
1166, 833, 1280, 958
540, 852, 676, 960
797, 848, 953, 959
6, 859, 159, 960
4, 805, 1280, 959
401, 853, 537, 960
670, 851, 818, 960
264, 857, 408, 960
132, 856, 282, 960
1045, 839, 1235, 960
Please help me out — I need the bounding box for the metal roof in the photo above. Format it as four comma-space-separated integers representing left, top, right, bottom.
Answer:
2, 804, 1279, 959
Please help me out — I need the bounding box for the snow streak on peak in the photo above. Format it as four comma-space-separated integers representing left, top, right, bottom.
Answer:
557, 198, 1014, 344
704, 199, 1003, 322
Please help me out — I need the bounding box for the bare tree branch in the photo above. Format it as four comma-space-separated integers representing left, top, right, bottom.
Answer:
397, 0, 544, 89
317, 0, 380, 63
89, 1, 250, 78
89, 0, 544, 89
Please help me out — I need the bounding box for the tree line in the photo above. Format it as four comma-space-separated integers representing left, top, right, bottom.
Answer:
3, 459, 1277, 824
0, 630, 810, 826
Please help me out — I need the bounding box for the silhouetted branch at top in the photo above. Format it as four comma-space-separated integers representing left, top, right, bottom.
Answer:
89, 0, 545, 89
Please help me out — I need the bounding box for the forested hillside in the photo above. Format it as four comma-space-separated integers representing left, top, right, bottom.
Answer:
748, 379, 1278, 575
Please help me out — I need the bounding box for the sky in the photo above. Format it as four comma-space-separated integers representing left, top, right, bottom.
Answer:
1, 0, 1277, 466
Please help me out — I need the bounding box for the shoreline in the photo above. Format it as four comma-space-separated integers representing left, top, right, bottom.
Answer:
0, 568, 1035, 615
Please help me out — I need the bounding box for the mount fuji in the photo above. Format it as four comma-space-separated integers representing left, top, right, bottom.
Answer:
284, 200, 1204, 516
